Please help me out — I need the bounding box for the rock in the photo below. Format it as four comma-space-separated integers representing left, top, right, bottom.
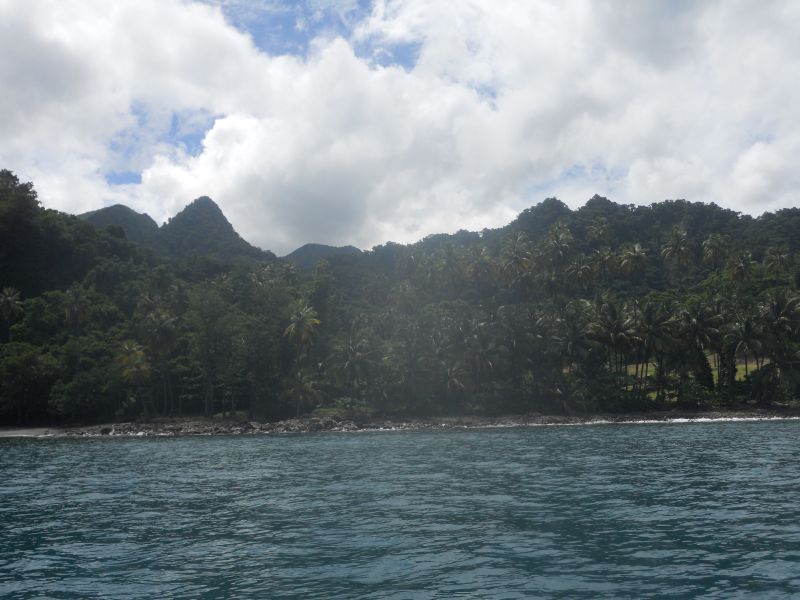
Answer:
100, 426, 112, 435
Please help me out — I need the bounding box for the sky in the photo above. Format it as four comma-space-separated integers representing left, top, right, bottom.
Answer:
2, 0, 799, 255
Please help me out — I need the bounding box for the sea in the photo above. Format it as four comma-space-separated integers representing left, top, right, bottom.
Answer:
2, 420, 800, 599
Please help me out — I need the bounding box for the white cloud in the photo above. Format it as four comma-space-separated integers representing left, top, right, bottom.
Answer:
1, 0, 799, 254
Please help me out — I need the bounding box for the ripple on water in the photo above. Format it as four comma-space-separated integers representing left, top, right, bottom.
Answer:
2, 422, 800, 599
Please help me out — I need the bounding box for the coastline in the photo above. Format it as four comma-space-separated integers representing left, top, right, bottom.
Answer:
3, 407, 800, 438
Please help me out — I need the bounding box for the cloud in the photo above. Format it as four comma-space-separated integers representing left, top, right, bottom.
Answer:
1, 0, 799, 254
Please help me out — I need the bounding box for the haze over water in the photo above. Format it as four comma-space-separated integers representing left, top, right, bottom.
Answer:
2, 422, 800, 599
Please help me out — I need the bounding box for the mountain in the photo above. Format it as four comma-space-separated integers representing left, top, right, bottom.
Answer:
80, 197, 274, 262
79, 204, 158, 246
284, 243, 362, 270
156, 197, 272, 261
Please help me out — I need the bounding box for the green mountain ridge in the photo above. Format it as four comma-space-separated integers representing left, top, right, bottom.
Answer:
3, 168, 800, 427
80, 196, 274, 262
80, 204, 159, 246
284, 243, 362, 270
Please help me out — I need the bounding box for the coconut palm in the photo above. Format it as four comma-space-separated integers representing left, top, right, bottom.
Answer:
467, 246, 498, 297
634, 299, 676, 401
727, 252, 755, 285
542, 224, 574, 273
565, 256, 594, 291
283, 369, 323, 417
63, 286, 90, 331
283, 300, 321, 364
144, 311, 178, 414
332, 327, 378, 401
661, 228, 691, 268
116, 341, 153, 417
724, 315, 763, 378
764, 245, 791, 281
619, 243, 647, 277
676, 303, 721, 391
589, 298, 634, 377
500, 232, 531, 300
758, 292, 800, 392
592, 247, 616, 283
702, 234, 729, 269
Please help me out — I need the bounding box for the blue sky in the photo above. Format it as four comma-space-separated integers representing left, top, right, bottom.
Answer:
2, 0, 799, 254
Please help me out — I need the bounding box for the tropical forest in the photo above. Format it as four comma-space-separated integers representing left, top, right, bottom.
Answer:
2, 169, 799, 426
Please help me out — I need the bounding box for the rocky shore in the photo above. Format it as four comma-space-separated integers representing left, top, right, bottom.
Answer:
3, 407, 800, 438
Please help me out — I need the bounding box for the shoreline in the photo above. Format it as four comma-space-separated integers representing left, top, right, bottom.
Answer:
3, 408, 800, 438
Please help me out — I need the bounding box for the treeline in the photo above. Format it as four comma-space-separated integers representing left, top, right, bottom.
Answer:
1, 170, 799, 425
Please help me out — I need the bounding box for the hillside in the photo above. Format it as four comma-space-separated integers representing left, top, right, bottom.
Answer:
2, 168, 800, 427
284, 243, 362, 270
155, 197, 273, 261
80, 197, 274, 262
80, 204, 159, 246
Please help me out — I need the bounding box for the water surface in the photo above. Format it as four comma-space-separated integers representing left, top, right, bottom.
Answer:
2, 422, 800, 598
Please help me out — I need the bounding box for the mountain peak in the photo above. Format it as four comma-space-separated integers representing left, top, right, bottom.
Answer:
158, 196, 271, 260
79, 203, 158, 245
167, 196, 229, 227
80, 197, 273, 262
187, 195, 221, 211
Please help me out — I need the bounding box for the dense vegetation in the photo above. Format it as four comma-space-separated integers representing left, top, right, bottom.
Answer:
2, 169, 799, 425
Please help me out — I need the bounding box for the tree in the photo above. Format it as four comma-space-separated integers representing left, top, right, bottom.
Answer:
728, 252, 755, 285
0, 287, 23, 341
332, 324, 378, 402
661, 228, 691, 287
143, 310, 177, 414
619, 243, 647, 277
116, 341, 153, 417
500, 232, 531, 301
283, 369, 323, 417
63, 286, 90, 332
283, 300, 321, 365
702, 234, 729, 270
764, 245, 791, 281
187, 286, 235, 417
724, 315, 763, 379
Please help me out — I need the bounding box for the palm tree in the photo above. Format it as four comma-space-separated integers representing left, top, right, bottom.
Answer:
467, 246, 498, 297
589, 298, 634, 378
542, 224, 574, 273
144, 311, 178, 414
555, 300, 593, 376
635, 300, 675, 401
443, 361, 466, 413
565, 256, 594, 291
283, 369, 323, 417
618, 243, 647, 278
332, 327, 378, 401
764, 245, 791, 281
758, 291, 800, 396
727, 252, 755, 285
724, 315, 763, 379
702, 234, 729, 270
676, 303, 721, 392
0, 286, 23, 341
661, 228, 691, 268
283, 300, 321, 364
463, 316, 502, 393
661, 228, 691, 287
63, 286, 90, 331
592, 247, 616, 283
501, 232, 531, 301
116, 341, 153, 417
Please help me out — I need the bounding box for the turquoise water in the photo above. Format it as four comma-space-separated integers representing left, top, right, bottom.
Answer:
2, 422, 800, 599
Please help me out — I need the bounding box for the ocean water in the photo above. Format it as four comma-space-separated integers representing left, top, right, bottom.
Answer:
2, 422, 800, 599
